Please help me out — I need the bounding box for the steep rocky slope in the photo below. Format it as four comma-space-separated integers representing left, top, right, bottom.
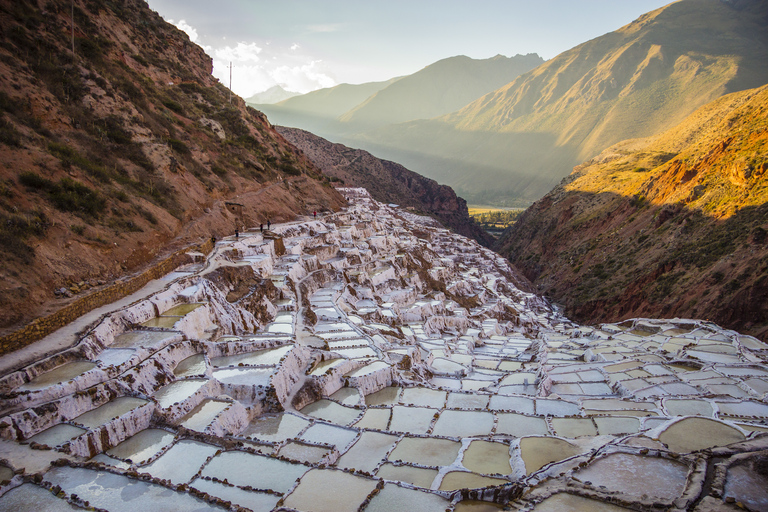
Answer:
0, 0, 345, 332
498, 85, 768, 341
360, 0, 768, 204
277, 126, 494, 247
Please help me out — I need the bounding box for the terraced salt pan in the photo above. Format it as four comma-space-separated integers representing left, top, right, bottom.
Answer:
439, 471, 509, 491
140, 439, 218, 484
111, 330, 179, 348
518, 437, 582, 474
210, 344, 291, 367
531, 492, 635, 511
106, 428, 175, 464
17, 362, 97, 392
300, 399, 362, 425
189, 478, 280, 511
389, 437, 461, 467
389, 405, 437, 434
364, 482, 449, 512
152, 379, 207, 408
162, 303, 204, 316
337, 431, 399, 472
212, 367, 273, 386
244, 412, 310, 443
300, 422, 358, 450
283, 468, 377, 512
27, 423, 86, 446
657, 417, 745, 452
178, 399, 229, 431
173, 353, 207, 377
432, 409, 495, 437
0, 483, 84, 512
462, 440, 512, 475
276, 440, 332, 464
141, 316, 181, 329
573, 452, 689, 500
71, 397, 148, 429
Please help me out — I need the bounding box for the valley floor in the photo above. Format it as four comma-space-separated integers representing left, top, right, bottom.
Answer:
0, 189, 766, 511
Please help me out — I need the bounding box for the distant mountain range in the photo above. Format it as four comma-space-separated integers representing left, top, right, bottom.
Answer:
498, 83, 768, 341
245, 85, 300, 104
255, 0, 768, 206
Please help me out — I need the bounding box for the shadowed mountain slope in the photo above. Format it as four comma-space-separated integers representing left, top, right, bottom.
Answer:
497, 84, 768, 340
278, 126, 494, 247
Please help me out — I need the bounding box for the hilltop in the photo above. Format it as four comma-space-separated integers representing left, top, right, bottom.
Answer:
0, 0, 345, 332
497, 84, 768, 341
351, 0, 768, 204
278, 126, 495, 247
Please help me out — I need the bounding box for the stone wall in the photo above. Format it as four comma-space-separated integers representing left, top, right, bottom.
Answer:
0, 239, 214, 356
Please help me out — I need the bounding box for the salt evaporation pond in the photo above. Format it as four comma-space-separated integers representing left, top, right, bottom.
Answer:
0, 483, 88, 512
173, 353, 207, 377
152, 379, 206, 408
71, 397, 148, 429
17, 362, 96, 391
5, 189, 768, 511
106, 429, 175, 464
210, 344, 291, 367
141, 316, 181, 329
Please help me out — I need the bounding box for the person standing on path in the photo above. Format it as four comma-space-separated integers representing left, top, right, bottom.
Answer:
313, 211, 316, 219
267, 219, 271, 230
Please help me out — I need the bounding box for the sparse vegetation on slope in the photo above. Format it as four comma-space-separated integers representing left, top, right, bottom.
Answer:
498, 85, 768, 341
0, 0, 344, 331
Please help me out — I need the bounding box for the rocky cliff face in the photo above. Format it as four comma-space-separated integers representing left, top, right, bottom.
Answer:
277, 126, 494, 247
497, 85, 768, 341
0, 0, 345, 332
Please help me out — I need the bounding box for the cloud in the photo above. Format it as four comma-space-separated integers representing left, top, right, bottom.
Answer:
214, 42, 263, 63
174, 19, 198, 43
291, 43, 300, 51
271, 61, 336, 94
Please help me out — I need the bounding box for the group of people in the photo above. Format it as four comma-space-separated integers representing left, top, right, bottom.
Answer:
230, 210, 320, 239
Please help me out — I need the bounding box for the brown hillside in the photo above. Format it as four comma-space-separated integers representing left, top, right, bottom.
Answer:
498, 85, 768, 340
0, 0, 345, 332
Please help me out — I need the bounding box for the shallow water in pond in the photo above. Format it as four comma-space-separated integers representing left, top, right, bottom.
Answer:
519, 437, 581, 474
430, 357, 467, 374
364, 482, 449, 512
243, 413, 310, 443
141, 316, 181, 329
330, 387, 361, 406
95, 348, 134, 367
300, 399, 361, 425
446, 392, 490, 409
18, 362, 97, 391
106, 428, 175, 464
454, 500, 506, 511
462, 440, 511, 475
495, 413, 549, 437
178, 399, 229, 432
310, 357, 345, 376
337, 431, 399, 473
400, 387, 447, 408
594, 416, 641, 435
274, 312, 293, 323
173, 354, 207, 377
152, 379, 206, 408
345, 360, 390, 377
365, 386, 401, 406
432, 410, 494, 437
140, 439, 218, 484
333, 347, 377, 359
664, 398, 714, 417
489, 395, 535, 414
202, 449, 307, 492
267, 322, 294, 334
353, 408, 391, 430
389, 405, 437, 434
0, 483, 83, 512
439, 471, 508, 490
723, 463, 768, 510
658, 417, 745, 452
276, 441, 331, 464
283, 468, 377, 512
162, 303, 204, 316
111, 330, 178, 348
574, 452, 689, 500
212, 367, 273, 386
300, 423, 358, 450
531, 492, 634, 511
376, 463, 438, 488
551, 417, 598, 437
389, 437, 461, 467
189, 478, 280, 511
72, 397, 148, 429
210, 345, 291, 367
27, 423, 85, 445
0, 465, 13, 482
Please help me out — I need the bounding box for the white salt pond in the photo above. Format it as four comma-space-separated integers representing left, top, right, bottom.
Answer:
27, 423, 86, 446
105, 428, 175, 464
17, 362, 96, 391
210, 344, 292, 367
141, 439, 218, 485
152, 379, 207, 408
200, 450, 308, 493
178, 400, 229, 432
71, 397, 148, 429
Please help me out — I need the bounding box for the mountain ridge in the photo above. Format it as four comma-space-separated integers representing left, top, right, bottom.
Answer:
497, 83, 768, 340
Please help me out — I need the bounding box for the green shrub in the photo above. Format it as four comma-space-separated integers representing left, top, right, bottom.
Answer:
167, 138, 189, 154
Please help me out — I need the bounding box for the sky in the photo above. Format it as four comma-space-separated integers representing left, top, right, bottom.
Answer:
146, 0, 673, 98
